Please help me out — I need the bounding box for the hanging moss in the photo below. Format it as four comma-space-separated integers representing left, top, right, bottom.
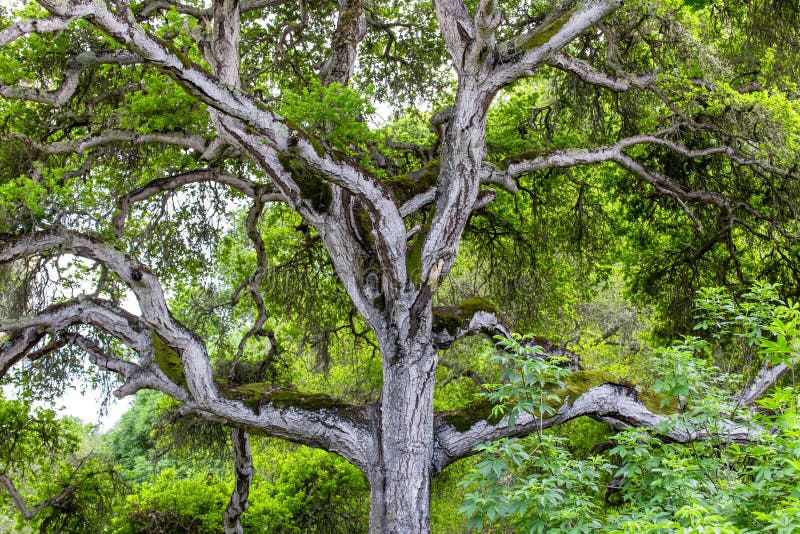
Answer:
384, 160, 439, 203
151, 332, 186, 387
433, 297, 498, 335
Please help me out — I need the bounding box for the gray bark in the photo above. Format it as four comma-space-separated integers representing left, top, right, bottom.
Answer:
368, 330, 437, 533
224, 428, 253, 534
0, 0, 784, 532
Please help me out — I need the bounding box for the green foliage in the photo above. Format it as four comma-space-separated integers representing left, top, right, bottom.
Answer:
278, 78, 377, 156
243, 443, 369, 533
458, 285, 800, 532
108, 440, 370, 534
0, 396, 121, 532
459, 434, 613, 533
110, 468, 229, 534
480, 335, 572, 427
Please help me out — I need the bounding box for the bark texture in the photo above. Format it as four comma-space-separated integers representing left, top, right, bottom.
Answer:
0, 0, 788, 532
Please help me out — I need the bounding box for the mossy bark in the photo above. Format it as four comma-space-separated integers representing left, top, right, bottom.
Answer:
151, 331, 186, 387
432, 296, 497, 335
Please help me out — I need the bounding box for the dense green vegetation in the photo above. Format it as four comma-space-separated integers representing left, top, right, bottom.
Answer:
2, 283, 798, 532
1, 0, 799, 531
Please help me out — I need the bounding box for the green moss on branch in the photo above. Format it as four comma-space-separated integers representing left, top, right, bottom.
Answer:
440, 398, 503, 432
223, 383, 350, 411
551, 370, 678, 415
151, 332, 186, 387
433, 297, 498, 335
384, 160, 439, 203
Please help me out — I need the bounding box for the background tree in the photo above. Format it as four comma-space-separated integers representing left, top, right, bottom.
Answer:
1, 0, 799, 532
0, 398, 121, 532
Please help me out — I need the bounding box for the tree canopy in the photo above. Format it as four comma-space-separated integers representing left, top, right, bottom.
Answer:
1, 0, 799, 532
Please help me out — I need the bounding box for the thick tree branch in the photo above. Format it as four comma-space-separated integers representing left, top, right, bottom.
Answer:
433, 382, 755, 473
136, 0, 285, 19
431, 0, 475, 74
37, 0, 280, 139
0, 296, 193, 401
491, 0, 624, 90
736, 358, 798, 407
432, 309, 511, 349
0, 13, 88, 45
0, 297, 151, 364
219, 121, 407, 306
4, 129, 207, 155
0, 228, 217, 399
210, 0, 241, 86
319, 0, 367, 86
195, 396, 373, 472
0, 229, 374, 469
546, 51, 657, 91
32, 0, 408, 311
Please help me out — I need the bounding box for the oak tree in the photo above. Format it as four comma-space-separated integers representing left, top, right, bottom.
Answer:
1, 0, 799, 532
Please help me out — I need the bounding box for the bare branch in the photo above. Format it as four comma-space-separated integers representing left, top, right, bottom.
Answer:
0, 297, 152, 361
432, 309, 511, 349
496, 133, 789, 230
4, 129, 207, 155
433, 382, 755, 473
230, 195, 270, 373
137, 0, 285, 18
239, 0, 288, 12
0, 14, 86, 46
0, 474, 75, 521
491, 0, 624, 90
113, 169, 287, 235
136, 0, 208, 19
736, 359, 798, 407
223, 428, 253, 534
546, 51, 657, 91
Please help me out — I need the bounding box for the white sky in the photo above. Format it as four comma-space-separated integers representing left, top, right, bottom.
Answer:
2, 286, 142, 432
2, 381, 132, 432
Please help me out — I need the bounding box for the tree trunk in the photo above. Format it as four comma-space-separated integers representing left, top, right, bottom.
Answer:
368, 334, 437, 533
